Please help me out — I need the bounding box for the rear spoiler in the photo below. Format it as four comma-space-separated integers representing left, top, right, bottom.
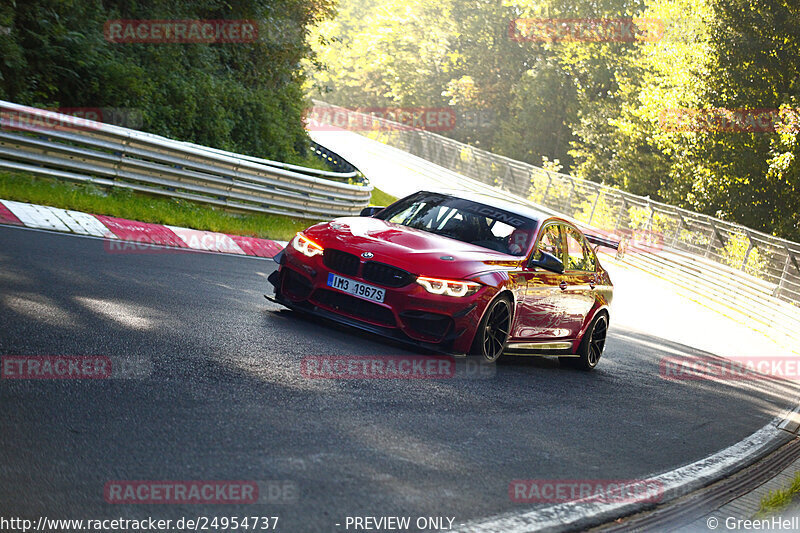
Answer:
585, 233, 620, 250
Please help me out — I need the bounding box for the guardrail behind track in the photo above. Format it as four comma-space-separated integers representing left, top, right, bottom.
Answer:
0, 100, 372, 221
311, 100, 800, 345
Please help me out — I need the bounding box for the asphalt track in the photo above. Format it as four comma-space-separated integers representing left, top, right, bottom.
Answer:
1, 224, 798, 532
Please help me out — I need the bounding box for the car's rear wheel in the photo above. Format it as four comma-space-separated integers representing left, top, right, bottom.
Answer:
560, 312, 608, 370
471, 296, 512, 363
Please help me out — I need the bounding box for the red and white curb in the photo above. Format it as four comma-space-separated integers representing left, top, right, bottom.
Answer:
0, 199, 287, 258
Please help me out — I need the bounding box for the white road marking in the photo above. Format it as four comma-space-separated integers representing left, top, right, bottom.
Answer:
452, 419, 789, 532
165, 225, 246, 255
39, 204, 90, 234
63, 209, 114, 237
2, 200, 71, 232
778, 404, 800, 434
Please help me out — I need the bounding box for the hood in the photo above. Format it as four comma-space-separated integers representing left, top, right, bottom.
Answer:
304, 217, 522, 279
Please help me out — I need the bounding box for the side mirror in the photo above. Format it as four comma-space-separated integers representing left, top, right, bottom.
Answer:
529, 251, 564, 274
360, 206, 385, 217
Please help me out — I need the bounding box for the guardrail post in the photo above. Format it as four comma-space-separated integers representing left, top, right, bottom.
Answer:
783, 247, 800, 300
615, 196, 627, 231
417, 134, 428, 160
775, 253, 791, 299
740, 230, 754, 270
587, 188, 601, 226
503, 165, 516, 195
410, 132, 421, 156
671, 212, 684, 248
706, 220, 725, 258
466, 155, 479, 181
565, 180, 575, 212
449, 144, 461, 170
412, 133, 422, 158
542, 173, 553, 204
789, 249, 800, 276
428, 136, 440, 163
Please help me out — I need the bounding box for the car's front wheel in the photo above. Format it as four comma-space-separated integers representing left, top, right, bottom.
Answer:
561, 312, 608, 370
470, 296, 512, 363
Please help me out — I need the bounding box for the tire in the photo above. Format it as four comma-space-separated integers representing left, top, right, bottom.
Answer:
560, 312, 608, 370
470, 296, 512, 363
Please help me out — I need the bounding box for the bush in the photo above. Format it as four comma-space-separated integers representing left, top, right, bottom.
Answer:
0, 0, 334, 162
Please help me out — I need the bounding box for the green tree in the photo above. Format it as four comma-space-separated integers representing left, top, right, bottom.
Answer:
692, 0, 800, 239
493, 61, 577, 167
0, 0, 333, 163
306, 0, 800, 241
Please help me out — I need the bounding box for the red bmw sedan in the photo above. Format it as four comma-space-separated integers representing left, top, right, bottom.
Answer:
268, 190, 614, 369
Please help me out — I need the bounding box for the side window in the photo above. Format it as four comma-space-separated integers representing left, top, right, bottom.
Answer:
388, 202, 427, 225
506, 221, 535, 256
565, 227, 595, 272
489, 220, 515, 239
533, 224, 563, 261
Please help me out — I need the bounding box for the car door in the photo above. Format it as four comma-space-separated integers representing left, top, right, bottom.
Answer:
560, 226, 599, 339
510, 222, 570, 340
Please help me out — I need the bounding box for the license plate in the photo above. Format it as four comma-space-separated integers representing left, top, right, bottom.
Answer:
327, 273, 386, 303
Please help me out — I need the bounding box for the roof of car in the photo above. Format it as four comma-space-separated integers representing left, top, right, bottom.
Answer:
418, 188, 556, 223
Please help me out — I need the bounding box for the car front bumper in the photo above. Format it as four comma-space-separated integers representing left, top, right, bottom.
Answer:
269, 249, 493, 354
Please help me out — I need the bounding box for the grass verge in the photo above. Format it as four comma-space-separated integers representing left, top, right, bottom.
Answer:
756, 471, 800, 517
0, 172, 397, 242
369, 187, 398, 207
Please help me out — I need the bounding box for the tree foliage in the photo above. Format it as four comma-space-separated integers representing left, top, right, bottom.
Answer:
309, 0, 800, 240
0, 0, 334, 163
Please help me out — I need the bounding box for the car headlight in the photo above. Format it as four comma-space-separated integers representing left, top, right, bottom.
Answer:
416, 276, 480, 297
292, 233, 324, 257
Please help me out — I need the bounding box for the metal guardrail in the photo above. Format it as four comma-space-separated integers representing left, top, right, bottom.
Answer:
312, 100, 800, 308
612, 248, 800, 346
0, 100, 373, 220
309, 140, 365, 179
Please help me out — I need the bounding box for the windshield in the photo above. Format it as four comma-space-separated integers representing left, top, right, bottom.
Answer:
376, 193, 537, 256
